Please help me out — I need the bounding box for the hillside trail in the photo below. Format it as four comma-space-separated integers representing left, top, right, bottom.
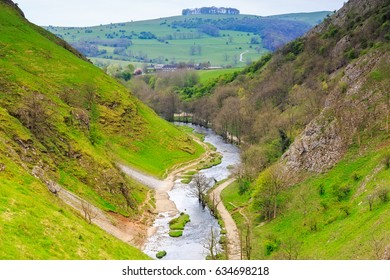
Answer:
43, 181, 149, 249
240, 50, 249, 62
210, 178, 242, 260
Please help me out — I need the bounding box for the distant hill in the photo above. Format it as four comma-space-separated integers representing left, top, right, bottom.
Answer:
46, 11, 330, 68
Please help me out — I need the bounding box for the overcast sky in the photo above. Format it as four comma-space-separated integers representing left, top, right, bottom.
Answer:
16, 0, 347, 27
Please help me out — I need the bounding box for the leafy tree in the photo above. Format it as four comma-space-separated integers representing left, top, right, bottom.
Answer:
252, 164, 287, 221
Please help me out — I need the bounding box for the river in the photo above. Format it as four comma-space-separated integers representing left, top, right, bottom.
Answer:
143, 123, 241, 260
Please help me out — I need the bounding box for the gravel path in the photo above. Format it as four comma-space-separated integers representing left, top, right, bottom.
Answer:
210, 178, 241, 260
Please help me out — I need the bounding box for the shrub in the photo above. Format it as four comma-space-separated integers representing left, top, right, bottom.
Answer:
264, 240, 279, 256
377, 188, 389, 203
318, 184, 326, 196
352, 172, 361, 181
382, 153, 390, 169
333, 185, 351, 201
156, 251, 167, 259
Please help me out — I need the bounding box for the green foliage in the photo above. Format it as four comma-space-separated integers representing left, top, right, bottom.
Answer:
377, 188, 389, 203
345, 48, 359, 60
241, 53, 272, 74
318, 184, 326, 196
156, 251, 167, 259
322, 24, 339, 39
264, 235, 281, 256
238, 179, 251, 195
332, 185, 352, 202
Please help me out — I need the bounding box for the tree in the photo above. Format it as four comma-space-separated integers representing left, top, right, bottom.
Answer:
280, 235, 302, 260
253, 164, 288, 220
203, 227, 220, 260
232, 54, 239, 65
190, 173, 210, 207
250, 36, 261, 45
17, 93, 48, 135
367, 194, 375, 211
208, 192, 221, 218
81, 200, 98, 224
370, 232, 387, 260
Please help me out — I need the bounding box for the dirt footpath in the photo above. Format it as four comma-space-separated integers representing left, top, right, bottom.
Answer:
210, 178, 241, 260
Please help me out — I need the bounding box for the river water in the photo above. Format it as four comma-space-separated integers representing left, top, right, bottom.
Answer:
143, 124, 241, 260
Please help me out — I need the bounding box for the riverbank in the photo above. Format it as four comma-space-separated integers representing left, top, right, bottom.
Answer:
119, 132, 215, 249
120, 124, 241, 259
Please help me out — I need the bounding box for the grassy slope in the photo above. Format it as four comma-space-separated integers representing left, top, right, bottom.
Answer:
218, 8, 390, 260
47, 13, 328, 67
0, 106, 149, 259
0, 1, 202, 259
267, 11, 331, 25
222, 139, 390, 259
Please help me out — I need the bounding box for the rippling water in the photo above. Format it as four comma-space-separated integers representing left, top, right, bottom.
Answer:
143, 124, 240, 260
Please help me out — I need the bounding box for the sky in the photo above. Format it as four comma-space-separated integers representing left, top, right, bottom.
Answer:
16, 0, 347, 27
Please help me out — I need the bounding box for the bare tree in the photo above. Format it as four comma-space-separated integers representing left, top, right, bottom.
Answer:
208, 192, 221, 218
280, 235, 302, 260
370, 232, 387, 260
190, 174, 210, 207
18, 93, 48, 135
367, 194, 375, 211
244, 222, 252, 260
81, 200, 98, 224
203, 227, 220, 260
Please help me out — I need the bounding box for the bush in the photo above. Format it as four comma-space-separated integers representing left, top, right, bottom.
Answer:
318, 184, 325, 196
169, 230, 183, 237
352, 172, 361, 181
156, 251, 167, 259
263, 235, 280, 256
377, 188, 389, 203
333, 185, 351, 201
238, 179, 250, 195
382, 153, 390, 169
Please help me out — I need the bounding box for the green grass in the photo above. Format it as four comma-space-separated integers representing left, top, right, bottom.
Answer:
0, 1, 205, 259
0, 148, 149, 260
46, 12, 328, 67
197, 68, 243, 83
222, 143, 390, 259
168, 213, 190, 237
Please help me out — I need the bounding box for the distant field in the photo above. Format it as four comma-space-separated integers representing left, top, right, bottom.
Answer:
197, 68, 243, 83
46, 12, 329, 67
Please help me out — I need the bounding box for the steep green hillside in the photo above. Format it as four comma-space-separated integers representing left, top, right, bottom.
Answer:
210, 0, 390, 259
0, 0, 203, 259
46, 12, 329, 67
